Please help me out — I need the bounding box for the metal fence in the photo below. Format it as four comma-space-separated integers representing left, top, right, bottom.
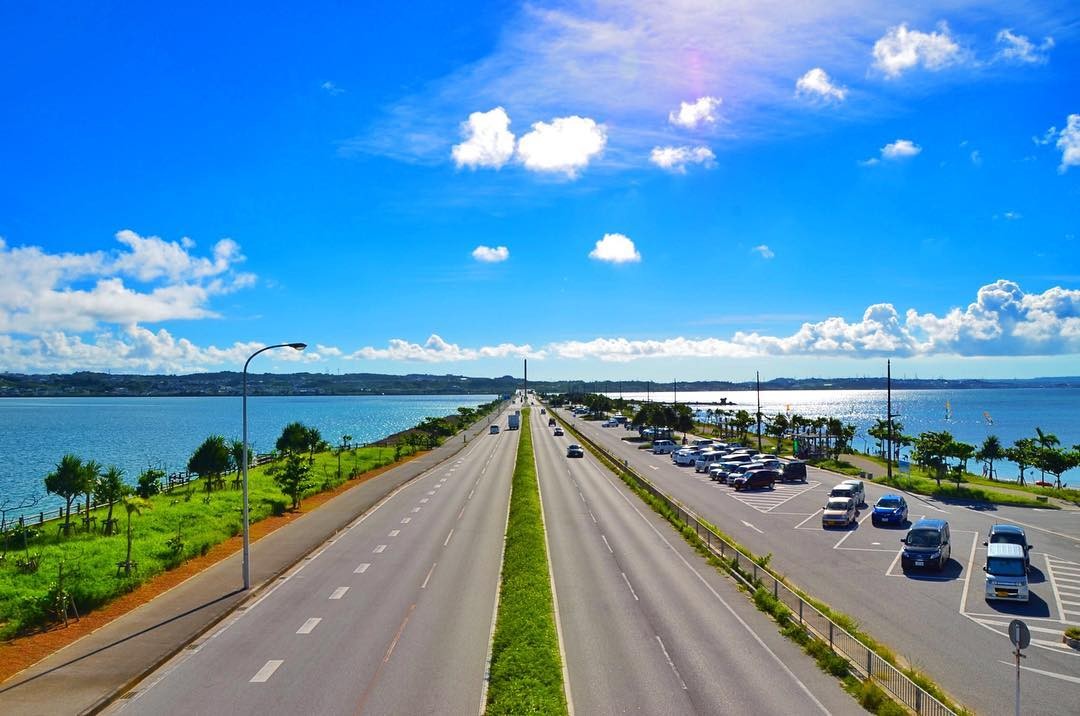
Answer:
570, 422, 957, 716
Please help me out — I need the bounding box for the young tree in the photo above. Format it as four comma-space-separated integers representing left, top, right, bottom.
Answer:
45, 454, 90, 536
732, 410, 754, 443
120, 496, 151, 576
136, 468, 164, 498
1033, 447, 1079, 490
188, 435, 232, 491
230, 439, 246, 479
946, 440, 975, 486
81, 460, 102, 527
302, 425, 323, 463
95, 466, 129, 535
912, 431, 954, 487
271, 453, 314, 510
1004, 439, 1037, 486
975, 435, 1004, 481
766, 414, 790, 455
1033, 427, 1060, 482
276, 421, 310, 455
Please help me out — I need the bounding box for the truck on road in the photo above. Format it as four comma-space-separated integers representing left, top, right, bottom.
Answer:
507, 411, 520, 430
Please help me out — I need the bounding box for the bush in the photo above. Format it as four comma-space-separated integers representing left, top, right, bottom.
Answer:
1066, 625, 1080, 640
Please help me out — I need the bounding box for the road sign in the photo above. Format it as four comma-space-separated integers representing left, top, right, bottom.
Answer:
1008, 619, 1030, 650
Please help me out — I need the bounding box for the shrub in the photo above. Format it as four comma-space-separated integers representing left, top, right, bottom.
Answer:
1065, 625, 1080, 640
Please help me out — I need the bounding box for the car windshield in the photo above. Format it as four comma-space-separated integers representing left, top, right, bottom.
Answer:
990, 532, 1025, 546
877, 497, 902, 508
826, 498, 851, 510
986, 557, 1026, 577
906, 529, 941, 547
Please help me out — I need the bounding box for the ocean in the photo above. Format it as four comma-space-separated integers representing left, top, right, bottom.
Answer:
0, 394, 495, 520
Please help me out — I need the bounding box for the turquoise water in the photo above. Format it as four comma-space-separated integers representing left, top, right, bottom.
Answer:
0, 395, 495, 519
620, 388, 1079, 482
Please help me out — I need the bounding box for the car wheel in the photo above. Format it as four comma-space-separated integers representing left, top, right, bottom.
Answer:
769, 481, 775, 490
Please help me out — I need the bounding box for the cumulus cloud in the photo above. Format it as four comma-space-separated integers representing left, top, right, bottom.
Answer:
472, 245, 510, 263
668, 96, 722, 129
872, 23, 961, 78
515, 115, 606, 177
795, 68, 847, 102
451, 107, 516, 169
320, 81, 345, 95
1056, 114, 1080, 174
752, 245, 775, 259
588, 233, 641, 264
994, 29, 1054, 64
0, 231, 254, 335
649, 146, 715, 173
348, 334, 539, 362
881, 139, 922, 159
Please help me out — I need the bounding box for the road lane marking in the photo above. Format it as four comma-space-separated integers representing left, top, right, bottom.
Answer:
741, 520, 764, 534
1045, 555, 1067, 622
412, 507, 421, 513
420, 497, 429, 503
959, 528, 980, 615
354, 563, 370, 573
373, 544, 387, 553
833, 512, 873, 548
388, 529, 400, 537
621, 572, 639, 600
428, 490, 436, 495
649, 465, 658, 470
655, 635, 687, 690
601, 534, 613, 553
329, 587, 349, 600
444, 529, 455, 546
459, 506, 466, 520
296, 618, 321, 634
401, 517, 411, 524
794, 512, 821, 529
250, 660, 283, 683
468, 489, 475, 500
589, 510, 597, 524
998, 661, 1080, 685
422, 562, 437, 589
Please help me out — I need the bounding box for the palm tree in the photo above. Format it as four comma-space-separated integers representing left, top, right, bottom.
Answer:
1034, 427, 1060, 482
94, 466, 128, 535
44, 455, 89, 536
975, 435, 1004, 481
81, 460, 102, 529
120, 496, 151, 576
230, 439, 245, 480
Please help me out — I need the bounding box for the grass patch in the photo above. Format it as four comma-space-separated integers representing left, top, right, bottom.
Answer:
486, 409, 568, 716
0, 444, 414, 640
558, 411, 968, 716
1065, 626, 1080, 641
807, 457, 864, 477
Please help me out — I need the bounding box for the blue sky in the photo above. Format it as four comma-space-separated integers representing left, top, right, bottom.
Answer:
1, 1, 1078, 381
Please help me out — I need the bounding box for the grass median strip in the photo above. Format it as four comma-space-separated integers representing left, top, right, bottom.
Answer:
486, 409, 569, 716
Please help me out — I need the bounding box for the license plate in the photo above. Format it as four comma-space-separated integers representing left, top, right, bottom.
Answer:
915, 560, 924, 567
996, 590, 1012, 597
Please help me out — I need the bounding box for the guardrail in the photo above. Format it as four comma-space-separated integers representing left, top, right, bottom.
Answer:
562, 413, 957, 716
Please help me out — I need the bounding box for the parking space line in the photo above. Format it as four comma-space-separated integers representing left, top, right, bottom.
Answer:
833, 512, 873, 549
794, 512, 822, 530
1044, 555, 1067, 623
959, 527, 980, 615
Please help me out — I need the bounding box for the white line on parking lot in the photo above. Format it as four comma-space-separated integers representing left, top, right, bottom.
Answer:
250, 660, 283, 683
388, 530, 400, 537
741, 520, 763, 534
998, 661, 1080, 685
794, 512, 822, 530
1044, 555, 1067, 623
959, 527, 980, 615
833, 512, 873, 549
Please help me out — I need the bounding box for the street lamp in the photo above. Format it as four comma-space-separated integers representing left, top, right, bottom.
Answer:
242, 342, 306, 589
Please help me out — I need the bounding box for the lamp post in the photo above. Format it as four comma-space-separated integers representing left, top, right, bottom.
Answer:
242, 342, 306, 590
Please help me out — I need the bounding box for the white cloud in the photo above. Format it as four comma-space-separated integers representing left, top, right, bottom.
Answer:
668, 96, 722, 129
872, 23, 961, 78
472, 245, 510, 263
970, 149, 982, 166
348, 334, 539, 362
795, 68, 847, 102
1002, 211, 1022, 221
994, 29, 1054, 64
1056, 114, 1080, 174
0, 231, 254, 335
515, 115, 606, 177
752, 245, 775, 259
881, 139, 922, 159
451, 107, 516, 169
588, 233, 641, 264
315, 344, 343, 357
320, 81, 345, 95
649, 145, 715, 173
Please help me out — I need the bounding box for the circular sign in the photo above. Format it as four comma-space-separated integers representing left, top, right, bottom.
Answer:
1008, 619, 1031, 650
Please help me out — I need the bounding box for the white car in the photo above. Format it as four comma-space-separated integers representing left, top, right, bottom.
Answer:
694, 450, 727, 473
674, 448, 706, 466
652, 439, 678, 455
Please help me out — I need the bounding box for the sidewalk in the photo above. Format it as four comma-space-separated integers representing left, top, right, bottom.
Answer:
839, 453, 1078, 510
0, 415, 502, 715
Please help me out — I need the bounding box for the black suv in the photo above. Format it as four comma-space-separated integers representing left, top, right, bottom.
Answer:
732, 469, 778, 491
780, 460, 807, 483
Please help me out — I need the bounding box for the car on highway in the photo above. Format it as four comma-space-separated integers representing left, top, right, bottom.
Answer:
871, 494, 908, 526
553, 426, 565, 436
900, 519, 951, 572
651, 439, 678, 454
732, 468, 778, 491
490, 425, 500, 434
984, 524, 1032, 572
822, 496, 857, 528
540, 408, 546, 414
983, 543, 1030, 602
548, 417, 557, 427
566, 444, 584, 458
779, 460, 807, 483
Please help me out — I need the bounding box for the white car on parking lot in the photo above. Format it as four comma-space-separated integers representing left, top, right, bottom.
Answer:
651, 439, 678, 454
694, 450, 727, 472
674, 448, 706, 466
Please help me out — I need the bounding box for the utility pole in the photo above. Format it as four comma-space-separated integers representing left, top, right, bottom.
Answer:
886, 359, 893, 480
756, 371, 763, 452
524, 358, 527, 399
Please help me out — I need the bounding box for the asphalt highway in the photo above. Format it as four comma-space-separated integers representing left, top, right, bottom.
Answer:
561, 409, 1080, 716
532, 408, 860, 715
111, 421, 518, 715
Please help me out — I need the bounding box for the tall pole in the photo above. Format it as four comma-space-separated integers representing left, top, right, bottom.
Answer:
524, 358, 528, 398
242, 342, 306, 590
756, 371, 763, 452
887, 359, 893, 481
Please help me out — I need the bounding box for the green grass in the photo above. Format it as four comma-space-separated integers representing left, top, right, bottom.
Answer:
807, 457, 865, 476
486, 409, 568, 716
0, 445, 412, 640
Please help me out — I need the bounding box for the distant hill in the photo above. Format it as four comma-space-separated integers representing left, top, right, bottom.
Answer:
1, 371, 1078, 398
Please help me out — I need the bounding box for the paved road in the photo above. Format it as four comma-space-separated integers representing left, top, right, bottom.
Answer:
109, 423, 517, 715
532, 409, 860, 715
561, 410, 1080, 716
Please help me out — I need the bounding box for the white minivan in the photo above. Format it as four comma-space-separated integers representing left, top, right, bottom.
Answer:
984, 543, 1030, 602
652, 439, 678, 455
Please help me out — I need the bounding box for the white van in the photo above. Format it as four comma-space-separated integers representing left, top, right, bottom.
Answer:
984, 543, 1030, 602
652, 439, 678, 455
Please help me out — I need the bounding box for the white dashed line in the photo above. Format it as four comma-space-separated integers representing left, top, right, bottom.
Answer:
250, 660, 283, 683
388, 529, 400, 537
601, 535, 613, 553
422, 562, 437, 589
373, 544, 388, 553
296, 618, 321, 634
329, 587, 349, 600
444, 529, 455, 547
401, 517, 411, 524
412, 507, 421, 513
656, 635, 687, 690
354, 563, 370, 574
621, 572, 639, 600
588, 510, 597, 524
420, 498, 429, 503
